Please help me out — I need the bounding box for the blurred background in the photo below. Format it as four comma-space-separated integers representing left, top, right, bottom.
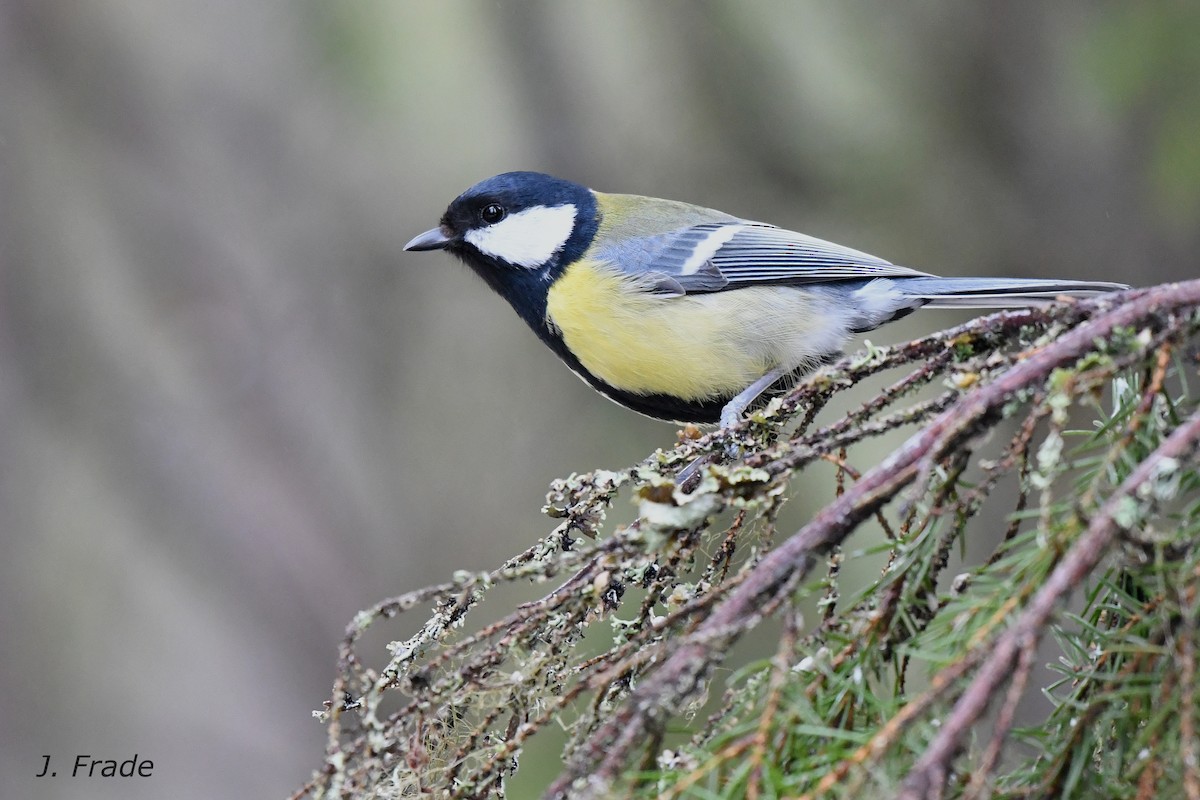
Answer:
1, 1, 1197, 797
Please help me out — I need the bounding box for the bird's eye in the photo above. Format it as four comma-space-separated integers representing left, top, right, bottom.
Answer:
481, 203, 506, 225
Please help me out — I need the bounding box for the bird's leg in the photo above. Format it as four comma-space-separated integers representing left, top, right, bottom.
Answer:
719, 367, 788, 429
677, 368, 788, 488
719, 367, 789, 462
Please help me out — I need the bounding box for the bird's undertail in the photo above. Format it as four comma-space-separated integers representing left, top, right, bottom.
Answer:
896, 277, 1129, 308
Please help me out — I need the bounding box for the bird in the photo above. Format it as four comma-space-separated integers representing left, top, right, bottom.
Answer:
405, 172, 1127, 428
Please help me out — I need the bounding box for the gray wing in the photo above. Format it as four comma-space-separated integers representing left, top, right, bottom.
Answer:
592, 221, 933, 295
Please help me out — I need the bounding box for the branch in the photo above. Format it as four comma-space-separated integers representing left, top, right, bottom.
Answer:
296, 280, 1200, 800
547, 279, 1200, 799
896, 408, 1200, 800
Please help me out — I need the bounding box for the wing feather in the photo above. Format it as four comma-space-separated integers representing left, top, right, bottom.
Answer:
592, 221, 931, 294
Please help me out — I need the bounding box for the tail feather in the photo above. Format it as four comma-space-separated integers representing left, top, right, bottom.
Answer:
894, 277, 1129, 309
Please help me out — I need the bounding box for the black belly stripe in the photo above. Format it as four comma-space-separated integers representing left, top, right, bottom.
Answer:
587, 378, 730, 424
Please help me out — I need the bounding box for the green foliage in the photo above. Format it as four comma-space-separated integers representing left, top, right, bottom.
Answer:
645, 353, 1199, 800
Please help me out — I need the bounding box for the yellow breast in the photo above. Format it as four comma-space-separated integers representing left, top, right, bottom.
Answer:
545, 259, 823, 402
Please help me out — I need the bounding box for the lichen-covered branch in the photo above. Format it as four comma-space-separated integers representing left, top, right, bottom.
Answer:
296, 279, 1200, 800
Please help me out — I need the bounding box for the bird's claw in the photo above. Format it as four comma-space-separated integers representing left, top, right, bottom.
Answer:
675, 453, 715, 488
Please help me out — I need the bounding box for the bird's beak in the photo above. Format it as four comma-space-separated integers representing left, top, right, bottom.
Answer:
404, 227, 453, 252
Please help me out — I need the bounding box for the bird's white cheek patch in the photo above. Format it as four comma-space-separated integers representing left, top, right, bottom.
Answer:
465, 204, 577, 268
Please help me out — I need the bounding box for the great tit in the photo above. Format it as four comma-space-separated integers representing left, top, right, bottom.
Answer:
405, 172, 1127, 427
